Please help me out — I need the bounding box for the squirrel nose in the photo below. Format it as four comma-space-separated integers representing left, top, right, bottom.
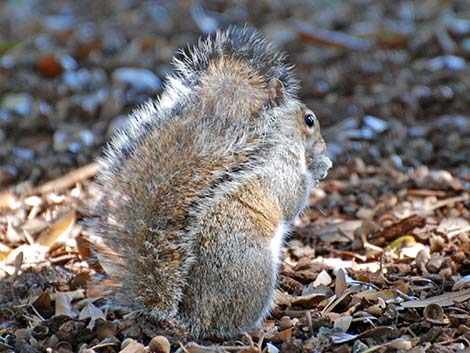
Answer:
313, 140, 326, 154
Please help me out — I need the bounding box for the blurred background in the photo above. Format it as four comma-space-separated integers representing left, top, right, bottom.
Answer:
1, 0, 469, 188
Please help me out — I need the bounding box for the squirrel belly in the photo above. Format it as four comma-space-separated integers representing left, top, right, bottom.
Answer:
178, 178, 286, 338
86, 26, 331, 339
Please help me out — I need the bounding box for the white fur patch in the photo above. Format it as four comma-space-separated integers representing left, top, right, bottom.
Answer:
252, 220, 290, 329
271, 221, 288, 267
298, 152, 308, 175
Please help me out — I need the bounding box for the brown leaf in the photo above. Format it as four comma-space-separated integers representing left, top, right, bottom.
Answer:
32, 290, 53, 318
335, 268, 347, 297
36, 211, 76, 247
290, 292, 326, 309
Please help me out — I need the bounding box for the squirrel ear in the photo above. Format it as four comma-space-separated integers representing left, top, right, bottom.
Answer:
267, 78, 285, 107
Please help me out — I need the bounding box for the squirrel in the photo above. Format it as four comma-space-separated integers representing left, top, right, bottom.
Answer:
86, 26, 332, 339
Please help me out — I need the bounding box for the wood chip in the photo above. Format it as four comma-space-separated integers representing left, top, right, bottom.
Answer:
369, 215, 425, 243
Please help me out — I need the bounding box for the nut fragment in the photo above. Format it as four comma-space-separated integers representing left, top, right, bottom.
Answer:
427, 255, 445, 273
56, 341, 73, 352
32, 325, 49, 339
424, 303, 449, 324
148, 336, 170, 353
279, 316, 294, 331
96, 321, 116, 340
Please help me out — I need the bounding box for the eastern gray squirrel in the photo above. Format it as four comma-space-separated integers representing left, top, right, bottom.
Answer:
87, 26, 332, 339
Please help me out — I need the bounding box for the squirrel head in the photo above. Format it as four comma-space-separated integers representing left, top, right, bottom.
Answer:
298, 107, 331, 176
263, 79, 330, 179
294, 104, 332, 180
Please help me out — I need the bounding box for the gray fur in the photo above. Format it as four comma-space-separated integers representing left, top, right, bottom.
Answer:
86, 26, 331, 339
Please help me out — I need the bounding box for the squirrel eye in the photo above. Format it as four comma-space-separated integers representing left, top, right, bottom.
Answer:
303, 113, 315, 128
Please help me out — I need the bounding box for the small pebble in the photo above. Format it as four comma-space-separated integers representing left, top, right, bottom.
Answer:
53, 130, 71, 152
428, 55, 466, 72
356, 208, 375, 221
43, 15, 76, 31
364, 115, 388, 133
13, 147, 34, 160
1, 93, 33, 116
447, 19, 470, 37
63, 68, 106, 91
112, 67, 162, 92
59, 54, 78, 71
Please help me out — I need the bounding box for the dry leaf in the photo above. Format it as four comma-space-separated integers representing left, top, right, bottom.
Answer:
355, 289, 397, 302
5, 244, 48, 266
330, 331, 357, 344
289, 293, 326, 308
22, 218, 49, 235
79, 302, 106, 329
452, 275, 470, 291
55, 292, 76, 318
437, 217, 470, 238
0, 192, 18, 209
389, 338, 413, 350
266, 343, 280, 353
334, 315, 352, 332
119, 339, 145, 353
370, 216, 425, 243
31, 291, 53, 318
0, 242, 12, 261
36, 211, 76, 247
400, 289, 470, 308
12, 250, 23, 278
313, 269, 332, 287
319, 220, 362, 243
335, 268, 347, 297
79, 302, 106, 320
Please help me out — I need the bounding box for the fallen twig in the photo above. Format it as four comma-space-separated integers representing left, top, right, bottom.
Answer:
34, 162, 100, 195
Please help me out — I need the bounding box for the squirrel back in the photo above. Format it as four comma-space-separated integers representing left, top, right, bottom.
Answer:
87, 26, 331, 338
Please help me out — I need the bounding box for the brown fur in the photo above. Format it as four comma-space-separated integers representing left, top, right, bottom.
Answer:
231, 179, 282, 238
199, 57, 269, 117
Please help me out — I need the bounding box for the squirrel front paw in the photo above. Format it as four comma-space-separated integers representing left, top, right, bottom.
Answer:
310, 154, 333, 181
